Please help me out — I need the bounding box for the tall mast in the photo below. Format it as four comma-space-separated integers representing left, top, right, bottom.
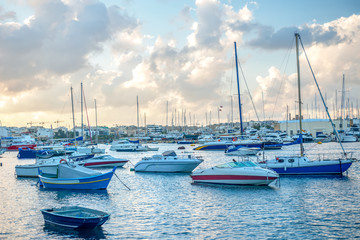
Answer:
230, 95, 233, 129
81, 82, 84, 143
166, 100, 168, 132
286, 105, 289, 135
136, 96, 139, 138
71, 86, 76, 144
340, 74, 345, 130
295, 33, 304, 156
234, 42, 243, 134
94, 99, 98, 144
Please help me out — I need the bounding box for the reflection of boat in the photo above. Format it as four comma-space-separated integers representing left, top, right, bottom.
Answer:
191, 161, 278, 185
225, 147, 261, 156
78, 155, 128, 168
39, 163, 116, 190
41, 206, 110, 229
133, 150, 203, 173
258, 33, 354, 175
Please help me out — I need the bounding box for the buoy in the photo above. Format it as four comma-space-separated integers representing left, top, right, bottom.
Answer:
318, 141, 322, 144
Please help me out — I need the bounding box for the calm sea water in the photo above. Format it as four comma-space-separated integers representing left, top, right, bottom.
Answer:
1, 142, 360, 239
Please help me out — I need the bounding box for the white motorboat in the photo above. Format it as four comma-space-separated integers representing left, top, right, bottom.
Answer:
338, 133, 357, 142
133, 150, 203, 173
191, 160, 278, 186
77, 154, 129, 168
15, 157, 70, 177
110, 139, 158, 152
225, 147, 261, 156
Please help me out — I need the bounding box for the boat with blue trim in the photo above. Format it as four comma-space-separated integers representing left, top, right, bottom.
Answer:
258, 33, 355, 175
41, 206, 110, 229
38, 163, 116, 190
257, 156, 353, 175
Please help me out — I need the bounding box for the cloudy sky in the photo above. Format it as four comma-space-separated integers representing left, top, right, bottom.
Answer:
0, 0, 359, 129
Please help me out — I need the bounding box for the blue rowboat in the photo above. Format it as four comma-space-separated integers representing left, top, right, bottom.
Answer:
41, 206, 110, 229
39, 163, 116, 190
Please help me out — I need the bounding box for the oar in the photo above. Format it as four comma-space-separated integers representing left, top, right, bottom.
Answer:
114, 172, 131, 190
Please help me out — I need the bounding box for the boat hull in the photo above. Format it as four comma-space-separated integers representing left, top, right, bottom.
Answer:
39, 169, 115, 190
15, 164, 58, 177
191, 167, 278, 186
134, 160, 202, 173
41, 206, 110, 229
83, 160, 128, 168
258, 159, 353, 175
7, 144, 37, 151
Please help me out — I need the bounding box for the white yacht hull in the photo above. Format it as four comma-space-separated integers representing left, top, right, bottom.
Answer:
191, 165, 278, 185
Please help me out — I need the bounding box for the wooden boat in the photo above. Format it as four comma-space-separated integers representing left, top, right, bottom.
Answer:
41, 206, 110, 229
38, 163, 116, 190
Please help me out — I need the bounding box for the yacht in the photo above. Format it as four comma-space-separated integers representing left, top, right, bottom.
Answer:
191, 160, 278, 186
133, 150, 203, 173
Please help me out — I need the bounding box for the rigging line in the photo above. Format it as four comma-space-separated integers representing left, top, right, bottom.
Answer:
56, 89, 71, 125
237, 59, 261, 122
298, 35, 346, 156
270, 37, 295, 119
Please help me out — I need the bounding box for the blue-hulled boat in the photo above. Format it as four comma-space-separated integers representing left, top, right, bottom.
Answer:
41, 206, 110, 229
257, 156, 353, 175
17, 148, 46, 159
39, 164, 116, 190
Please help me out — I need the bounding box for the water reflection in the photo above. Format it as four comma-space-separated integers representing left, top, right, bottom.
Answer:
43, 224, 107, 239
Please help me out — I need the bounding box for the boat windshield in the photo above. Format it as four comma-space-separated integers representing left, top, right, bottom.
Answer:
217, 161, 257, 168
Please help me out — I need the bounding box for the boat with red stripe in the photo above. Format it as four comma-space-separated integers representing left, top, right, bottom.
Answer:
191, 160, 278, 186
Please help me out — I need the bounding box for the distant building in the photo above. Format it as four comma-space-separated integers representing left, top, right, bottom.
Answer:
36, 127, 54, 139
147, 125, 163, 134
0, 127, 10, 137
275, 119, 351, 136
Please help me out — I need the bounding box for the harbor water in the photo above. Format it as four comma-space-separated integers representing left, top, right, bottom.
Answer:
1, 142, 360, 239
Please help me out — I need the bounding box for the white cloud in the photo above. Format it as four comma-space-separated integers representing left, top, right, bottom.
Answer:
0, 0, 359, 127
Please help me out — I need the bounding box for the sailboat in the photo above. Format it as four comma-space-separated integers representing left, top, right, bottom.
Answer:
338, 75, 357, 142
257, 33, 354, 175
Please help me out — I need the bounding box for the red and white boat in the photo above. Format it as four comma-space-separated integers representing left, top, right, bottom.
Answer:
6, 135, 37, 151
191, 161, 278, 186
78, 155, 129, 168
7, 144, 37, 151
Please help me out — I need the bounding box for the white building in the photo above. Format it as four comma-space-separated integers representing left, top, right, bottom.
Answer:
0, 127, 10, 137
36, 128, 54, 139
275, 119, 351, 136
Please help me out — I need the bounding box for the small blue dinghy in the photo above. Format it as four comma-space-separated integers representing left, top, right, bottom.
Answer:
41, 206, 110, 229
